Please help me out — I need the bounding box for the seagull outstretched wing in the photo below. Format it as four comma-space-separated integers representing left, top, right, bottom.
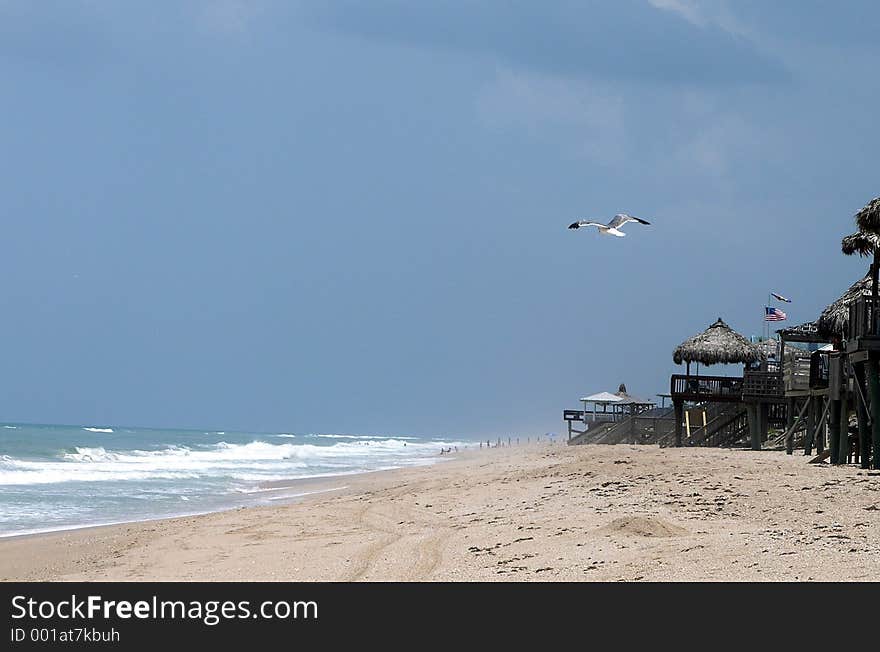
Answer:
568, 220, 606, 230
608, 213, 650, 229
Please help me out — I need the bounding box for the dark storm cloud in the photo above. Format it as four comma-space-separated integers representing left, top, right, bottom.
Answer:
303, 0, 788, 85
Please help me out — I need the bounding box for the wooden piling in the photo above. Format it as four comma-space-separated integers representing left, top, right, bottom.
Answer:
674, 400, 683, 447
804, 397, 816, 456
748, 403, 760, 451
838, 383, 850, 465
870, 357, 880, 469
854, 362, 870, 469
829, 398, 841, 464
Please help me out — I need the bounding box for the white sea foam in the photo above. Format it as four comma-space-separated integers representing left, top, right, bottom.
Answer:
82, 427, 114, 433
309, 433, 420, 440
0, 438, 463, 486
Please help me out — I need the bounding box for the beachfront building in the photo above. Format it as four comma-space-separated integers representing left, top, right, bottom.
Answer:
668, 318, 776, 448
770, 271, 872, 462
769, 199, 880, 469
838, 210, 880, 469
773, 320, 832, 456
769, 272, 876, 466
565, 383, 662, 444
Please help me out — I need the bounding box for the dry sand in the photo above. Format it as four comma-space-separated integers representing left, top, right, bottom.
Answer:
2, 443, 879, 581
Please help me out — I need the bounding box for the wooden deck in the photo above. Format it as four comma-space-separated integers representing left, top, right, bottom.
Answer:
670, 374, 743, 402
846, 296, 880, 353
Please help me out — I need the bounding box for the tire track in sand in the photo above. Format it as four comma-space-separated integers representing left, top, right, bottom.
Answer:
346, 491, 450, 581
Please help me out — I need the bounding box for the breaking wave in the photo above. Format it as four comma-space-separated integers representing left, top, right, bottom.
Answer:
0, 438, 460, 486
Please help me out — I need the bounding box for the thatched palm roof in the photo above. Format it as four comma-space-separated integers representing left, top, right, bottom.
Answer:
841, 230, 880, 257
777, 320, 828, 344
816, 272, 872, 338
672, 318, 763, 366
777, 320, 819, 338
855, 197, 880, 233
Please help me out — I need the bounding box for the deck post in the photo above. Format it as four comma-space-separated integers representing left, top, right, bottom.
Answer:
854, 362, 870, 468
747, 403, 759, 451
817, 397, 827, 454
804, 396, 816, 456
838, 380, 850, 465
758, 402, 769, 450
829, 398, 841, 464
785, 399, 797, 455
673, 400, 683, 447
869, 356, 880, 469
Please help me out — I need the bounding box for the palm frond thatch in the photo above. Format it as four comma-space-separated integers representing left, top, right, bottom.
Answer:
815, 271, 872, 338
841, 230, 880, 257
855, 197, 880, 233
672, 318, 763, 366
776, 320, 829, 344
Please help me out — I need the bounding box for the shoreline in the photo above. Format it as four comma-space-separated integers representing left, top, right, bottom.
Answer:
0, 457, 457, 541
2, 443, 879, 581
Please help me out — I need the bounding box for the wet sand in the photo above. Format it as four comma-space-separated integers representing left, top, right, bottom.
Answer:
2, 443, 879, 581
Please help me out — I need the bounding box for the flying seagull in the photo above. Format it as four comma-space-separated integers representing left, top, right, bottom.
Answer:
568, 213, 651, 237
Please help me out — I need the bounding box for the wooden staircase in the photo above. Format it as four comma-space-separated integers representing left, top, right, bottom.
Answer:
658, 402, 750, 448
567, 421, 618, 445
569, 408, 676, 445
687, 403, 749, 447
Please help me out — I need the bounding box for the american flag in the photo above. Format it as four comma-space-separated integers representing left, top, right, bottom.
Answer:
765, 306, 787, 321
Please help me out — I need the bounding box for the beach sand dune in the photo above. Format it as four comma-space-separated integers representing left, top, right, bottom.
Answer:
2, 444, 879, 581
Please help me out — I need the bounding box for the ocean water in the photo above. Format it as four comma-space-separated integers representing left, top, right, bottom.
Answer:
0, 423, 465, 537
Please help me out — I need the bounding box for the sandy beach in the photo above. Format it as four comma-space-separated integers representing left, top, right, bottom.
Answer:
2, 443, 879, 582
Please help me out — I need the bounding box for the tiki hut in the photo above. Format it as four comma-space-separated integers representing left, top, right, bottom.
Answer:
673, 318, 763, 368
816, 271, 872, 339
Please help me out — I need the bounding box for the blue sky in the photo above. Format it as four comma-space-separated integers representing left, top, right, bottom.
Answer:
1, 1, 879, 437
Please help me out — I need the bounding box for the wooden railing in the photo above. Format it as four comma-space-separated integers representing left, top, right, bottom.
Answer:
705, 410, 750, 447
658, 403, 749, 448
767, 402, 788, 425
588, 409, 676, 445
687, 404, 746, 446
784, 358, 811, 392
742, 370, 784, 399
848, 296, 880, 340
670, 374, 743, 401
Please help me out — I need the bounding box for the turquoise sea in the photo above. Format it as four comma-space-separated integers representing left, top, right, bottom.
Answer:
0, 423, 465, 537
